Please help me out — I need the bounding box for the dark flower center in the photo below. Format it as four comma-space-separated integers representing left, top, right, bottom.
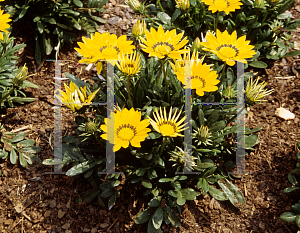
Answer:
152, 42, 175, 51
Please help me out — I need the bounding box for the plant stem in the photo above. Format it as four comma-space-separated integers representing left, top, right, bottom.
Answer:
215, 11, 220, 31
0, 87, 14, 105
127, 78, 134, 108
82, 112, 89, 121
157, 0, 165, 12
254, 9, 259, 22
162, 59, 170, 102
160, 136, 167, 155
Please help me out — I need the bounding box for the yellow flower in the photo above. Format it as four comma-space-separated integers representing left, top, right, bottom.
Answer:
58, 82, 100, 111
201, 0, 242, 14
100, 108, 151, 152
140, 25, 189, 60
132, 20, 147, 38
170, 50, 219, 96
75, 32, 135, 65
201, 30, 256, 66
116, 51, 142, 76
148, 107, 187, 137
0, 7, 11, 40
175, 0, 190, 10
245, 76, 274, 106
192, 37, 201, 51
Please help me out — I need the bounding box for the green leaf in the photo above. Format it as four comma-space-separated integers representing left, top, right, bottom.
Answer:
19, 152, 27, 168
11, 131, 26, 143
142, 180, 152, 189
97, 194, 105, 208
19, 139, 35, 147
218, 179, 246, 208
280, 212, 297, 222
282, 50, 300, 58
43, 34, 53, 55
36, 21, 44, 34
176, 196, 186, 205
108, 192, 116, 209
180, 188, 200, 200
284, 186, 300, 193
148, 217, 162, 233
198, 108, 204, 126
157, 12, 171, 25
73, 0, 83, 7
75, 189, 100, 204
134, 209, 152, 224
208, 186, 228, 201
66, 158, 104, 176
168, 209, 181, 228
171, 9, 181, 21
249, 61, 267, 68
288, 174, 298, 185
292, 203, 300, 215
245, 134, 259, 149
295, 215, 300, 228
65, 72, 88, 89
136, 168, 146, 176
22, 80, 39, 89
159, 178, 172, 182
152, 207, 163, 229
148, 197, 161, 207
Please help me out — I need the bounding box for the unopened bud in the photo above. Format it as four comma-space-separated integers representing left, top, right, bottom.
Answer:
253, 0, 265, 8
192, 37, 201, 51
175, 0, 190, 10
85, 121, 97, 134
125, 0, 143, 13
222, 85, 237, 99
13, 64, 28, 86
132, 20, 147, 38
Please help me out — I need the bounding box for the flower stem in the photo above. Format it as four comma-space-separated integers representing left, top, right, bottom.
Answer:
215, 11, 220, 31
160, 136, 167, 155
127, 78, 134, 108
162, 59, 170, 102
157, 0, 165, 12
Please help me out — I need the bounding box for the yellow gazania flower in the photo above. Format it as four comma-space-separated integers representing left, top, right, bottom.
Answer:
148, 107, 187, 137
245, 76, 274, 106
58, 82, 100, 111
140, 25, 189, 60
75, 32, 135, 65
100, 108, 151, 152
116, 51, 142, 76
170, 50, 219, 96
0, 7, 12, 40
201, 30, 256, 66
201, 0, 242, 14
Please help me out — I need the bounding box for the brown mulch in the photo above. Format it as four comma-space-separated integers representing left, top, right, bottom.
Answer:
1, 0, 300, 232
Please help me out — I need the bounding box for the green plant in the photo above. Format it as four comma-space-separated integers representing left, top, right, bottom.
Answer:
4, 0, 108, 64
0, 124, 41, 168
0, 33, 39, 108
280, 142, 300, 231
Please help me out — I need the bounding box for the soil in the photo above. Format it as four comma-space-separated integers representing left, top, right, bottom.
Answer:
1, 0, 300, 233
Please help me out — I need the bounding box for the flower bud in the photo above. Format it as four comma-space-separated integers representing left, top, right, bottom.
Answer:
13, 64, 28, 86
132, 20, 146, 39
175, 0, 190, 10
125, 0, 143, 13
191, 37, 201, 51
222, 85, 237, 99
253, 0, 265, 8
85, 121, 97, 134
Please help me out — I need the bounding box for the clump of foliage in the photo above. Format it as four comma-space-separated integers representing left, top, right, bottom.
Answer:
4, 0, 108, 64
280, 142, 300, 231
0, 6, 38, 108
